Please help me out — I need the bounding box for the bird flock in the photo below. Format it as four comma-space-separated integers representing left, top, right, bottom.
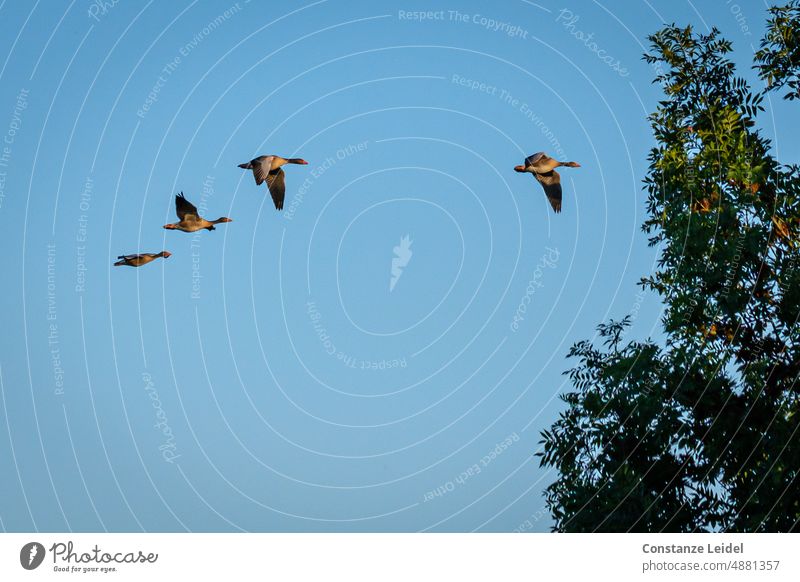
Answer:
114, 151, 579, 267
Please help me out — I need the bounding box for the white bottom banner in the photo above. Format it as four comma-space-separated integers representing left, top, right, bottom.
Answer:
1, 533, 797, 581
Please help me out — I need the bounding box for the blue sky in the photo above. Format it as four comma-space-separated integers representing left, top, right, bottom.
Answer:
0, 0, 797, 532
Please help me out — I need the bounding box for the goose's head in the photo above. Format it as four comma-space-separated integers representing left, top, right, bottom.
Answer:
514, 165, 527, 173
161, 251, 172, 258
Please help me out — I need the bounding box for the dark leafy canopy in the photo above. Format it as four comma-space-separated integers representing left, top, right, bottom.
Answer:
538, 13, 800, 532
756, 2, 800, 100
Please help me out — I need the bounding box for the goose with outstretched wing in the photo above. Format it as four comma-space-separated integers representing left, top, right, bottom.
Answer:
238, 155, 308, 210
514, 152, 581, 213
114, 251, 171, 267
164, 192, 232, 232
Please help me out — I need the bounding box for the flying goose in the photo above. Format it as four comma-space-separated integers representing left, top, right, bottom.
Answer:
163, 192, 232, 232
514, 152, 580, 213
238, 155, 308, 210
114, 251, 171, 267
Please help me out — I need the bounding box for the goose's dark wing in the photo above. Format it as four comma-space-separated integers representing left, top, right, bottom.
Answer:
117, 254, 142, 261
525, 152, 547, 168
253, 156, 274, 185
267, 168, 286, 210
175, 193, 199, 221
534, 170, 562, 213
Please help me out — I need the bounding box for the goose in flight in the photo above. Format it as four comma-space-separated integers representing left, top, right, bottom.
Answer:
164, 192, 232, 232
238, 155, 308, 210
514, 152, 580, 213
114, 251, 171, 267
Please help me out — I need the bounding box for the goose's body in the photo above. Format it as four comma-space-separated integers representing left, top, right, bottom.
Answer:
238, 155, 308, 210
114, 251, 171, 267
515, 152, 580, 213
163, 192, 232, 232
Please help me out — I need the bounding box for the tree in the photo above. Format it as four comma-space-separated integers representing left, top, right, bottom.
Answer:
756, 2, 800, 100
538, 5, 800, 532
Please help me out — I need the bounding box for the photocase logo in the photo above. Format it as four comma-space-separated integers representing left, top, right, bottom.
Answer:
390, 234, 413, 292
20, 542, 45, 570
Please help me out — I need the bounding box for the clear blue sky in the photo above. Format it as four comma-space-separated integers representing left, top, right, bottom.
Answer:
0, 0, 797, 532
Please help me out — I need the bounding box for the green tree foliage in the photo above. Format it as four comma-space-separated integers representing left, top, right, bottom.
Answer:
756, 2, 800, 100
538, 10, 800, 532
